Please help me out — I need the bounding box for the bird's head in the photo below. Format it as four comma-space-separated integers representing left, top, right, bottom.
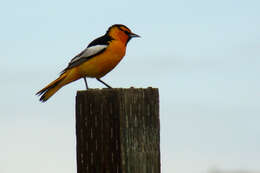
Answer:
106, 24, 140, 44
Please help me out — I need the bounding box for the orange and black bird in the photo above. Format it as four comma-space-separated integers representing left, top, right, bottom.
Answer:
36, 24, 140, 102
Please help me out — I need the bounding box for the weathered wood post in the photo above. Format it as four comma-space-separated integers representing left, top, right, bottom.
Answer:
76, 88, 160, 173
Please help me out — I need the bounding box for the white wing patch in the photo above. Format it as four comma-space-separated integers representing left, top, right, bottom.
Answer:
70, 45, 107, 64
81, 45, 107, 58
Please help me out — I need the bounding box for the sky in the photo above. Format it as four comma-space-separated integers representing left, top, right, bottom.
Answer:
0, 0, 260, 173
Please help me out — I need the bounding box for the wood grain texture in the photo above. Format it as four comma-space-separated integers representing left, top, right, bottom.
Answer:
76, 88, 160, 173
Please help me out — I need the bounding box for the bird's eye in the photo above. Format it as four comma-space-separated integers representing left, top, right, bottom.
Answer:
118, 26, 130, 35
124, 30, 130, 35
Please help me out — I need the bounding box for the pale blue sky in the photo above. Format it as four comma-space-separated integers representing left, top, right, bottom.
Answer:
1, 0, 260, 173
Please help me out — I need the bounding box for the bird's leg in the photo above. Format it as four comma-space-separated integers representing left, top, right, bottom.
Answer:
96, 78, 112, 88
83, 77, 88, 89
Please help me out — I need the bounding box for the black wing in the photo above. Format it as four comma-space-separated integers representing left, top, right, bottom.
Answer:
61, 34, 113, 74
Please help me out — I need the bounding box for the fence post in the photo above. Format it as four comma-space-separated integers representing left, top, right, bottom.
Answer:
76, 88, 160, 173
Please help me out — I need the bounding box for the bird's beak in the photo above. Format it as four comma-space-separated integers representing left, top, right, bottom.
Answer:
129, 32, 140, 38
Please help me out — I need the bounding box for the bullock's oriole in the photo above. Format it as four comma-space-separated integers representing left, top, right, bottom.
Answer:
36, 24, 140, 102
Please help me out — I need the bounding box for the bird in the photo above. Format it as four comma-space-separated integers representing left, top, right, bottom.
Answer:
36, 24, 140, 102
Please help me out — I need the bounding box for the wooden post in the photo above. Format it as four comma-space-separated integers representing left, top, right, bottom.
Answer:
76, 88, 160, 173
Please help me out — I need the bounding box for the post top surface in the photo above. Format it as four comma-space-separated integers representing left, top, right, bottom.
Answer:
77, 87, 158, 95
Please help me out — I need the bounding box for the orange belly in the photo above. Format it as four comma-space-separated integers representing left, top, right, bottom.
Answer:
77, 41, 126, 78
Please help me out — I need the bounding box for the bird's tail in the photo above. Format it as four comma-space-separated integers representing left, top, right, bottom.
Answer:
36, 69, 80, 102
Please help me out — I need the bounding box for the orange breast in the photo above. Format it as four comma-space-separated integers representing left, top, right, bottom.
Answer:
77, 40, 126, 78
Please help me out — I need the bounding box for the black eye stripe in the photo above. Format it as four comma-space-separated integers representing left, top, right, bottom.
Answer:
118, 27, 130, 35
